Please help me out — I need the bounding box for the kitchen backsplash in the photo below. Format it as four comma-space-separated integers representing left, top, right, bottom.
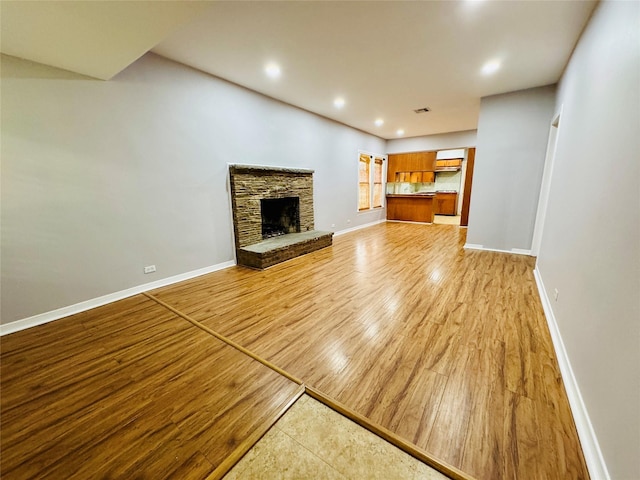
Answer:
434, 171, 462, 191
386, 170, 462, 194
386, 182, 435, 194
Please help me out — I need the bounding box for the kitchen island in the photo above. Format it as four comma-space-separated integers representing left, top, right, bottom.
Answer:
386, 193, 435, 223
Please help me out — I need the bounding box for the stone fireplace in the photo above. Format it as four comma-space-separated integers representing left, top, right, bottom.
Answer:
229, 165, 333, 269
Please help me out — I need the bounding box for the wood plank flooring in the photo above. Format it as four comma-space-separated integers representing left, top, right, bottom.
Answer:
1, 222, 588, 479
148, 222, 589, 480
0, 295, 301, 479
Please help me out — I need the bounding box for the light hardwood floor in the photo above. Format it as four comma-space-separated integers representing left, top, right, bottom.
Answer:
0, 296, 301, 478
149, 223, 588, 480
1, 223, 588, 479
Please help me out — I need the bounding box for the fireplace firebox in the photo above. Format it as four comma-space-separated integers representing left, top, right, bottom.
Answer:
261, 197, 300, 238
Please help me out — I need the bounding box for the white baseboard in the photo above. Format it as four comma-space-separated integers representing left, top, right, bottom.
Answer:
333, 219, 386, 236
533, 266, 610, 480
0, 260, 236, 336
464, 243, 533, 256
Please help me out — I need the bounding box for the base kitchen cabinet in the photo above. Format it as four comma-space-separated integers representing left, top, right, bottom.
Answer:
434, 192, 458, 216
386, 194, 435, 223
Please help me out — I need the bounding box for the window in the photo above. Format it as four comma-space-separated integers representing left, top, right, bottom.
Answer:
373, 158, 383, 208
358, 153, 385, 211
358, 154, 370, 211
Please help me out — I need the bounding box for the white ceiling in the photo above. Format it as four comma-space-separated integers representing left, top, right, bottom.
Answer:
1, 1, 597, 139
0, 1, 209, 80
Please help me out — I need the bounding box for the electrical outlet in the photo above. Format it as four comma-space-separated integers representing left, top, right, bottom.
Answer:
553, 288, 559, 301
144, 265, 156, 274
347, 219, 351, 224
331, 223, 336, 228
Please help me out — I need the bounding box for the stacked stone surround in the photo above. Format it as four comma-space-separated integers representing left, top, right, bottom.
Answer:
229, 164, 333, 269
229, 165, 314, 248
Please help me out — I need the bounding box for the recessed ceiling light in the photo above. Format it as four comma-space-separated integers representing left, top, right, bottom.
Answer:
481, 60, 501, 75
375, 119, 384, 126
265, 63, 281, 78
334, 97, 345, 109
396, 129, 405, 136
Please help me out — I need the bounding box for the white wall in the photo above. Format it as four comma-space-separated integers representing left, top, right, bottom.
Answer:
536, 1, 640, 478
435, 148, 465, 160
386, 130, 476, 153
1, 53, 385, 324
466, 85, 556, 252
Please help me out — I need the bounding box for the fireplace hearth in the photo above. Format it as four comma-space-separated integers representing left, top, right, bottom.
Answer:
229, 165, 333, 269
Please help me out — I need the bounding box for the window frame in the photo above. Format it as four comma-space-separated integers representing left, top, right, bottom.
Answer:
357, 151, 386, 213
358, 154, 371, 211
372, 157, 384, 209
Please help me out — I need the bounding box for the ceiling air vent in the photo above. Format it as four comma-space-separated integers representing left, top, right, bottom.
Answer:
413, 107, 431, 114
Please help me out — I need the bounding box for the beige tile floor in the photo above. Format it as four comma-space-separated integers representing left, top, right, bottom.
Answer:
224, 394, 449, 480
433, 215, 461, 226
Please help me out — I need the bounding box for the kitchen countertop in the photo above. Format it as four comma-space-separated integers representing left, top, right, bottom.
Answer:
386, 193, 435, 198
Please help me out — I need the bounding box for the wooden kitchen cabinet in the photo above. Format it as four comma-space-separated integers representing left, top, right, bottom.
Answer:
434, 192, 458, 215
387, 151, 436, 181
435, 158, 462, 169
415, 151, 436, 171
393, 171, 435, 183
409, 171, 422, 183
422, 171, 435, 183
387, 154, 405, 182
386, 194, 434, 223
396, 171, 409, 182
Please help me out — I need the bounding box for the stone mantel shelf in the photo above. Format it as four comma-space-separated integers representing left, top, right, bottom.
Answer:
229, 164, 314, 175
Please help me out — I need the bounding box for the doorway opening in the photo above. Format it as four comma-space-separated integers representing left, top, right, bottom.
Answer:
432, 147, 476, 226
531, 110, 561, 256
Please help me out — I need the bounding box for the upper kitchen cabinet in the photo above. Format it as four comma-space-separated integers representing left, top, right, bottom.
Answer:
387, 151, 436, 182
417, 151, 437, 171
387, 153, 405, 181
435, 158, 462, 171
